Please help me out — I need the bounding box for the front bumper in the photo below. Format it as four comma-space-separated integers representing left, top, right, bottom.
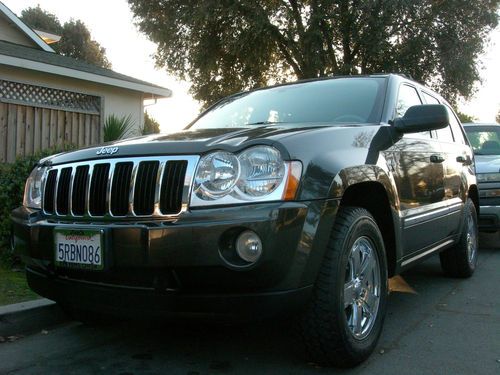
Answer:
12, 200, 339, 318
477, 205, 500, 231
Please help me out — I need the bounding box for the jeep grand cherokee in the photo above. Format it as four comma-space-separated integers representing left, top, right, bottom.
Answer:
12, 74, 478, 367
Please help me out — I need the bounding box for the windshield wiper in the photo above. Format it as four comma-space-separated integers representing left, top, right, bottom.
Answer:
245, 121, 285, 126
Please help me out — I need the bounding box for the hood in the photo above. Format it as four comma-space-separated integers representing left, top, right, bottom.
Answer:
474, 154, 500, 174
40, 124, 333, 165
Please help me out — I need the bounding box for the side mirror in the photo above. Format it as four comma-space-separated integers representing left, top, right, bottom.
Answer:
393, 104, 449, 133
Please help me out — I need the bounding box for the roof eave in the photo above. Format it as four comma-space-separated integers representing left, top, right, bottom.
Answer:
0, 55, 172, 98
0, 2, 55, 53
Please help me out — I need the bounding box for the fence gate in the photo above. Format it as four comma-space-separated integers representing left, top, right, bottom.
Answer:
0, 79, 102, 163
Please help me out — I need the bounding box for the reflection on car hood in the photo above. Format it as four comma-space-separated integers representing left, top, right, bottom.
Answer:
474, 154, 500, 174
39, 124, 354, 165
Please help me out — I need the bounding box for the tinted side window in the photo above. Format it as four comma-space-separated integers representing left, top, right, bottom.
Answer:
422, 91, 440, 105
396, 85, 430, 139
446, 106, 466, 144
396, 85, 422, 117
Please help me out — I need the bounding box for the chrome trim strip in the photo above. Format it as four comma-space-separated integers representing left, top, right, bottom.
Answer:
129, 161, 139, 216
68, 166, 75, 215
85, 164, 94, 217
106, 162, 116, 215
153, 161, 166, 216
401, 239, 454, 266
53, 168, 60, 214
404, 200, 463, 228
41, 155, 200, 220
404, 205, 450, 225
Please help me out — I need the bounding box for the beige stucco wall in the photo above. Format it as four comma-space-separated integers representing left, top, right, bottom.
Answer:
0, 64, 144, 137
0, 15, 37, 48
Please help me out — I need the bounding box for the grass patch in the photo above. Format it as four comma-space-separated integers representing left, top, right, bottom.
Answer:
0, 264, 40, 306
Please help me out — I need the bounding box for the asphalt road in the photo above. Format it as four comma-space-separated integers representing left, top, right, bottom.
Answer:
1, 233, 499, 375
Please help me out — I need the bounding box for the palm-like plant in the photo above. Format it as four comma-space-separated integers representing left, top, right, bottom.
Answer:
103, 114, 136, 142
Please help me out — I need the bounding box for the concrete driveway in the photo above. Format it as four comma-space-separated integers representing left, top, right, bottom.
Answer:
1, 233, 499, 375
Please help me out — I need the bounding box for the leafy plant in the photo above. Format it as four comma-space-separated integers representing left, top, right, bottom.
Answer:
142, 111, 161, 135
103, 114, 136, 142
0, 147, 73, 265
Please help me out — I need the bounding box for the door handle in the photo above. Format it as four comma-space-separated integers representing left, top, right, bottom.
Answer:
456, 155, 472, 165
430, 154, 445, 163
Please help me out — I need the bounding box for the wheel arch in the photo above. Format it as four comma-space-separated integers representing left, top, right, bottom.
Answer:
468, 184, 479, 216
339, 181, 399, 277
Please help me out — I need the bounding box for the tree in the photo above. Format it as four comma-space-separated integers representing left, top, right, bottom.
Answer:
20, 5, 62, 34
20, 7, 111, 69
57, 20, 111, 68
128, 0, 499, 107
496, 108, 500, 124
142, 111, 161, 135
456, 111, 476, 124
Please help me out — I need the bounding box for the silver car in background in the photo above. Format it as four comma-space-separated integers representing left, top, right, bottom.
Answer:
464, 123, 500, 232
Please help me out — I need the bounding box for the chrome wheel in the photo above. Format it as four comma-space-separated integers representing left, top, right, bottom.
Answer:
466, 213, 477, 264
344, 236, 381, 340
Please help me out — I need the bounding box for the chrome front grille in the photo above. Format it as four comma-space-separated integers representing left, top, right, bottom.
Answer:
42, 156, 198, 219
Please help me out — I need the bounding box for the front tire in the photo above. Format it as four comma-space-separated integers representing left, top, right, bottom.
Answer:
440, 198, 478, 278
299, 207, 388, 367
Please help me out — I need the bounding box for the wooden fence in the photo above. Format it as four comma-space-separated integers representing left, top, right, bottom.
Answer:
0, 103, 101, 163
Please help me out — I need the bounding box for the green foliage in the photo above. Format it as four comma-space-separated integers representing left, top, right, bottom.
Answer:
456, 111, 476, 124
0, 266, 39, 306
20, 5, 62, 34
128, 0, 499, 107
142, 111, 161, 135
0, 147, 72, 263
20, 8, 111, 69
104, 114, 136, 142
57, 20, 111, 69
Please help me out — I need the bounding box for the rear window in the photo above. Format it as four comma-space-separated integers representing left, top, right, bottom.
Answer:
464, 126, 500, 155
190, 78, 386, 129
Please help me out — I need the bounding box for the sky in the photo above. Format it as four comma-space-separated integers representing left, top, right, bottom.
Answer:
4, 0, 500, 133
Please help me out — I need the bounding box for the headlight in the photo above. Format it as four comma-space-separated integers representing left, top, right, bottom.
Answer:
237, 146, 285, 197
23, 166, 46, 209
193, 151, 240, 200
476, 173, 500, 183
191, 146, 302, 207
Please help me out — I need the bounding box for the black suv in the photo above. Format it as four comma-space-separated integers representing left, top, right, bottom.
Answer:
12, 74, 478, 367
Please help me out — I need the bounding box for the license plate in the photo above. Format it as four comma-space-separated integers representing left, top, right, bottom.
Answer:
54, 228, 104, 270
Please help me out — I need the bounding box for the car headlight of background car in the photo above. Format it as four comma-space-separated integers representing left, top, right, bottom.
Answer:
191, 146, 302, 206
476, 172, 500, 183
23, 166, 46, 209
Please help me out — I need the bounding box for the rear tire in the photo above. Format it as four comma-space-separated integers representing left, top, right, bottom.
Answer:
440, 198, 478, 278
299, 207, 388, 367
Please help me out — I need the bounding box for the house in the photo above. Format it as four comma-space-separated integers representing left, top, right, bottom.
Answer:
0, 1, 171, 163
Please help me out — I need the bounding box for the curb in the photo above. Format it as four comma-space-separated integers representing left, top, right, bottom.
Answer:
0, 298, 67, 337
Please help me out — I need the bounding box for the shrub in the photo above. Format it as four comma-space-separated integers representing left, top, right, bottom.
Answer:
103, 114, 136, 142
0, 147, 72, 264
142, 111, 161, 135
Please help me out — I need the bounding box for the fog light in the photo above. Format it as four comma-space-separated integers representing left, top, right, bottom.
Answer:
235, 230, 262, 263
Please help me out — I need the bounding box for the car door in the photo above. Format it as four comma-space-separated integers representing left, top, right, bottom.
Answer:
422, 93, 471, 236
439, 106, 472, 235
389, 84, 448, 257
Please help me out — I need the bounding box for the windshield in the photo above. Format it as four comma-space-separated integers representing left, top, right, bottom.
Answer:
189, 77, 386, 130
464, 126, 500, 155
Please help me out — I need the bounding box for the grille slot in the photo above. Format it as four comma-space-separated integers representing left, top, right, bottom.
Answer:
133, 161, 159, 215
71, 165, 89, 215
41, 156, 196, 218
43, 169, 58, 213
110, 162, 133, 216
56, 167, 72, 215
89, 164, 110, 216
160, 161, 188, 214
